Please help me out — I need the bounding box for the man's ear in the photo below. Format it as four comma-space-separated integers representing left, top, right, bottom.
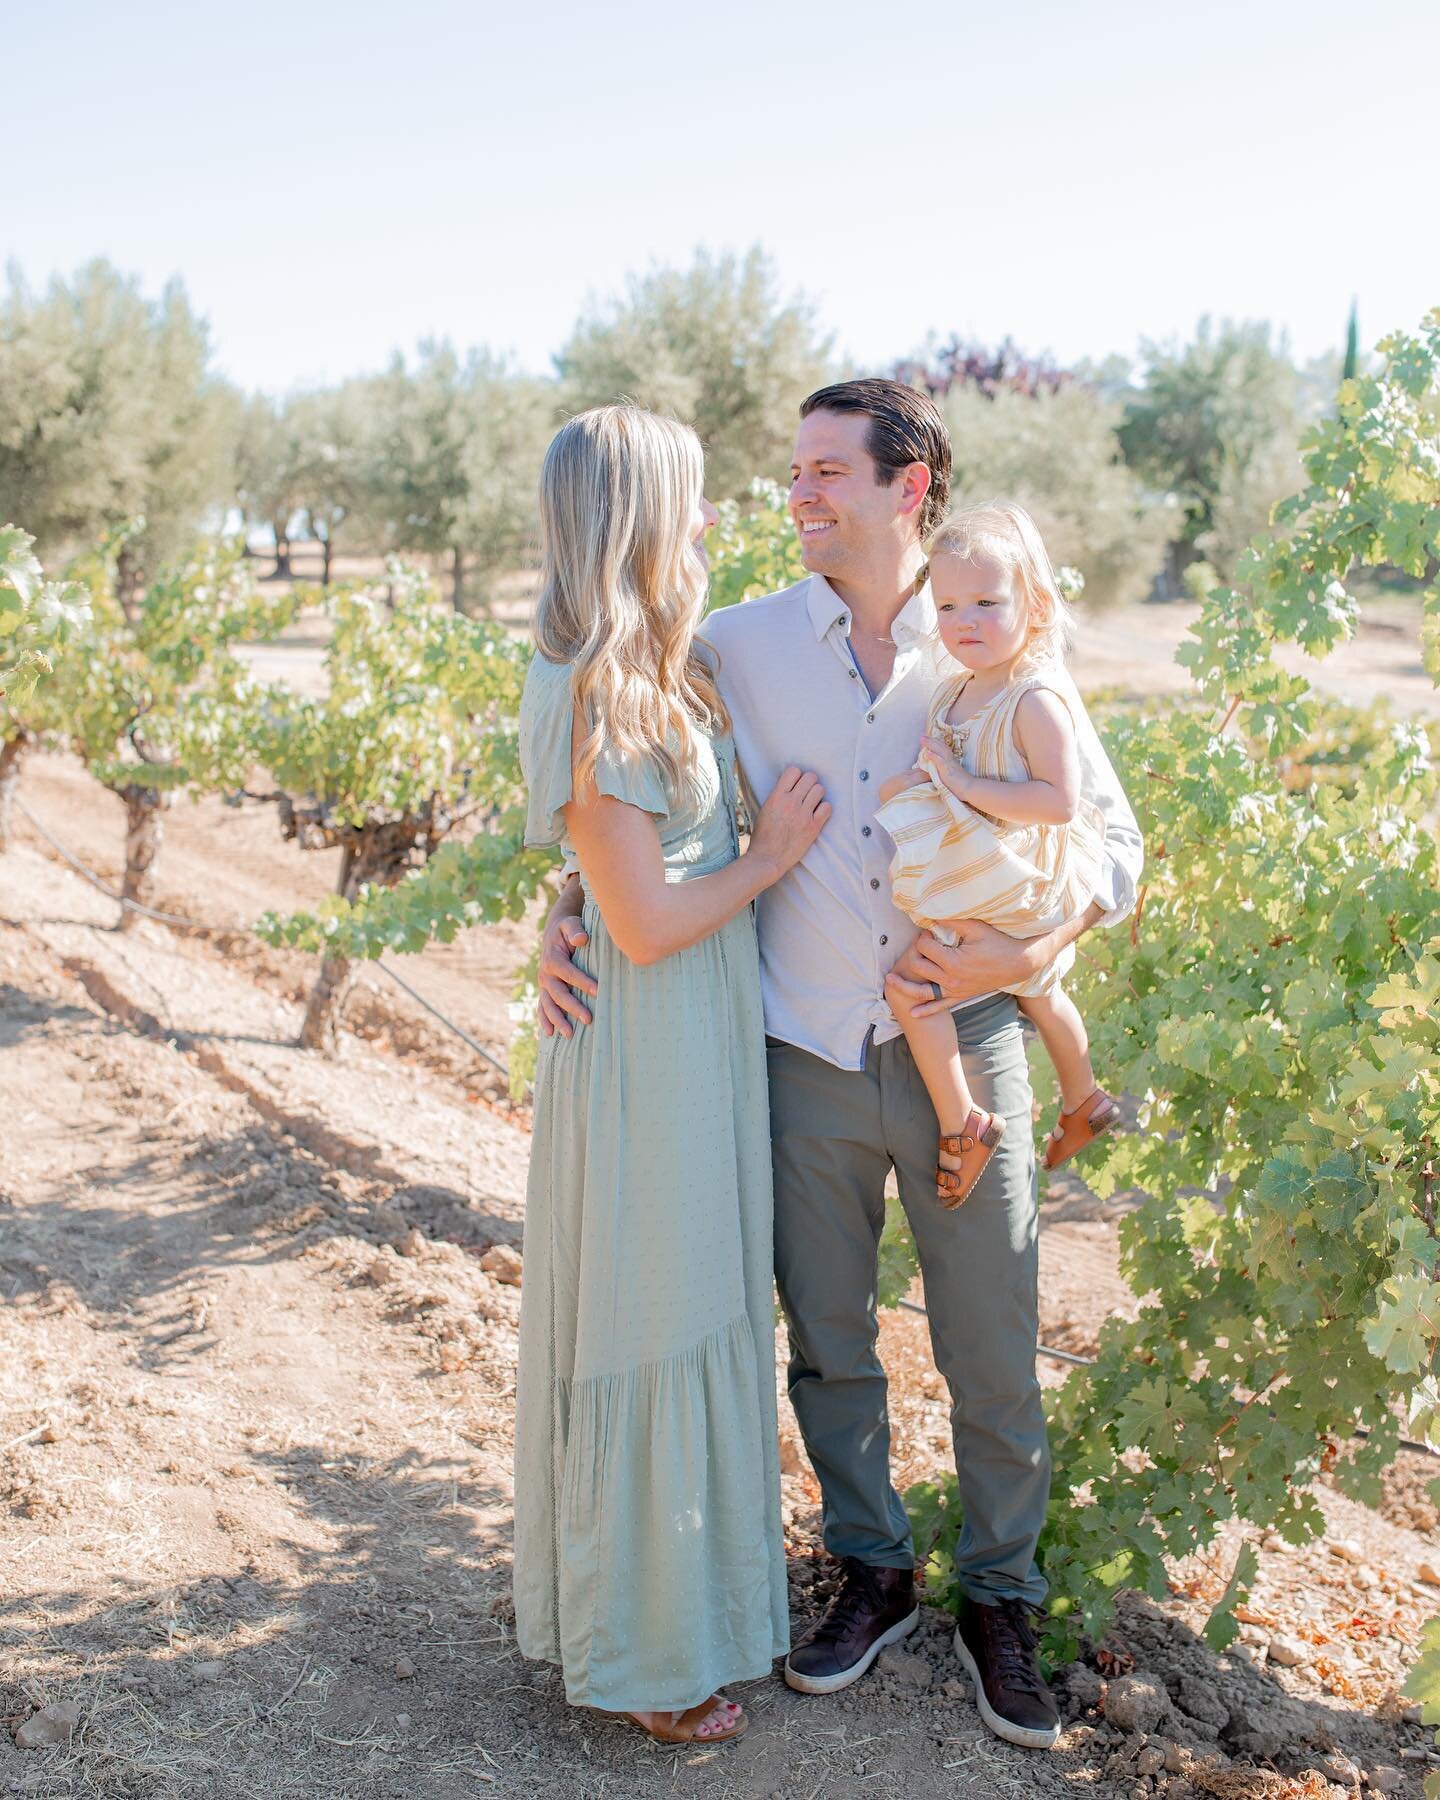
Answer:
896, 460, 932, 522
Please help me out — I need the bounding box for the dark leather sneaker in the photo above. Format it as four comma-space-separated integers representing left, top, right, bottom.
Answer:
784, 1558, 919, 1695
953, 1595, 1061, 1749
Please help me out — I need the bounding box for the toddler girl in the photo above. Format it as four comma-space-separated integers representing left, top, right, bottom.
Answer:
876, 501, 1119, 1206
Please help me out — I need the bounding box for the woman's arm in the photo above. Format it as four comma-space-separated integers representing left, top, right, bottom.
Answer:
922, 689, 1080, 826
564, 712, 829, 967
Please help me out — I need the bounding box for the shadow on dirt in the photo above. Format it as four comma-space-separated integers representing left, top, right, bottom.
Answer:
3, 1116, 497, 1374
0, 981, 95, 1047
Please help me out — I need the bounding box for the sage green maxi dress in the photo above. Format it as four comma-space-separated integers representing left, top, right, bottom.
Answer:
512, 653, 788, 1711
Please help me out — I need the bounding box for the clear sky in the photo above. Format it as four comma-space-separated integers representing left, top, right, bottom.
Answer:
8, 0, 1437, 395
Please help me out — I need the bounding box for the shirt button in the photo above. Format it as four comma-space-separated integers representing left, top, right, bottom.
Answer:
866, 713, 875, 723
861, 825, 872, 838
869, 878, 880, 890
879, 934, 889, 946
858, 770, 869, 782
849, 669, 858, 680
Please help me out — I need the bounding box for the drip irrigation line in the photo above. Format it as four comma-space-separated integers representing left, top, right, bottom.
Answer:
15, 797, 204, 928
12, 796, 512, 1081
372, 959, 510, 1080
10, 799, 1440, 1463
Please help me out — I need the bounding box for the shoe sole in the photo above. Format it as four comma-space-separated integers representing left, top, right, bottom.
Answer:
783, 1607, 920, 1695
952, 1627, 1061, 1750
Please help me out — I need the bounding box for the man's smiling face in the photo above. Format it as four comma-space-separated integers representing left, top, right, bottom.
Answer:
788, 409, 902, 577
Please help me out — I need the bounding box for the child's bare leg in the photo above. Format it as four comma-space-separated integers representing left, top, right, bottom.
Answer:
1018, 985, 1096, 1113
884, 971, 977, 1135
884, 971, 1006, 1203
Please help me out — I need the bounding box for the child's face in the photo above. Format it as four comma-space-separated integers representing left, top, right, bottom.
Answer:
931, 550, 1029, 672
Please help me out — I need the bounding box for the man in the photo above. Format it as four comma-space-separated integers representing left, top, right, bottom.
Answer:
535, 379, 1142, 1750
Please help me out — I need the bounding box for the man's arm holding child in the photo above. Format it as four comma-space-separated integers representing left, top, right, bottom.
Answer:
537, 873, 596, 1039
893, 683, 1141, 1016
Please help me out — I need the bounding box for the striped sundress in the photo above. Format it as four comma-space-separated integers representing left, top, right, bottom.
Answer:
873, 669, 1106, 999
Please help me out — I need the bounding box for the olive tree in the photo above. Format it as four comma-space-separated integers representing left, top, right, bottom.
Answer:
556, 246, 833, 499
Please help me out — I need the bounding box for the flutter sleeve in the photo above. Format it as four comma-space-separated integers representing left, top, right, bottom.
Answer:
519, 655, 669, 848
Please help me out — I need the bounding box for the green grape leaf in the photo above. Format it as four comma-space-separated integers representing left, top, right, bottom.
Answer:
1365, 1275, 1440, 1375
1203, 1542, 1260, 1653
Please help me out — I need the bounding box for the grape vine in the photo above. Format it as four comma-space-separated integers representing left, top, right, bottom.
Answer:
2, 534, 291, 907
902, 312, 1440, 1658
0, 524, 91, 704
253, 570, 553, 1049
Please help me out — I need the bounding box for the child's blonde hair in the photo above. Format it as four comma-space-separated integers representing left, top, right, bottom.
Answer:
927, 500, 1074, 669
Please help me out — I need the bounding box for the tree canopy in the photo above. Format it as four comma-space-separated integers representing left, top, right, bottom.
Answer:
556, 247, 833, 500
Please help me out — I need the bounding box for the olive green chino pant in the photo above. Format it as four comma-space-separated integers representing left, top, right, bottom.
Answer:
767, 992, 1049, 1608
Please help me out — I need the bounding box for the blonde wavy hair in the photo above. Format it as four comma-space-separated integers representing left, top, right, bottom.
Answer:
927, 500, 1075, 669
533, 404, 727, 802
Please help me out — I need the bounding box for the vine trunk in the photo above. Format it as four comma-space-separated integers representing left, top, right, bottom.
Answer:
0, 729, 36, 854
116, 784, 170, 931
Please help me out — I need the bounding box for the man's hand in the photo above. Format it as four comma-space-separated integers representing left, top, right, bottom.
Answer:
888, 921, 1040, 1017
888, 901, 1104, 1018
538, 880, 599, 1039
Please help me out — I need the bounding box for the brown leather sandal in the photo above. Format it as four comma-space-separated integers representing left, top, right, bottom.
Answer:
1042, 1088, 1120, 1170
937, 1108, 1007, 1207
617, 1696, 748, 1744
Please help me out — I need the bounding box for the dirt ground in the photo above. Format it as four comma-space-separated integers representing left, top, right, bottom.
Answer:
3, 593, 1439, 1798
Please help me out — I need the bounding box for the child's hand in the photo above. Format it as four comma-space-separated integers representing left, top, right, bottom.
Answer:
920, 735, 972, 801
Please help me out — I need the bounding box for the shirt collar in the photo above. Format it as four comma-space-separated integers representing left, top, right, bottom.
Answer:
805, 574, 850, 640
805, 572, 936, 645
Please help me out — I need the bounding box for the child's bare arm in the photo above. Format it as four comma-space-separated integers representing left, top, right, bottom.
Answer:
878, 766, 931, 805
921, 690, 1080, 826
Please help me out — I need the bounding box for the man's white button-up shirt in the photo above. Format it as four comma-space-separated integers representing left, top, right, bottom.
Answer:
700, 573, 1143, 1072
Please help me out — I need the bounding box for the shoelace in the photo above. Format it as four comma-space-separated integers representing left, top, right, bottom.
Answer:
819, 1559, 885, 1636
981, 1601, 1050, 1698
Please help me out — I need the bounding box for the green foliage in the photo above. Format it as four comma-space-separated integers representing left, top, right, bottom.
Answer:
707, 480, 806, 613
876, 1195, 918, 1311
904, 310, 1440, 1658
556, 247, 833, 501
1118, 318, 1305, 580
1405, 1611, 1440, 1799
360, 343, 553, 606
0, 524, 91, 704
0, 261, 236, 579
943, 383, 1178, 607
36, 538, 297, 795
254, 571, 555, 956
507, 941, 544, 1102
1201, 1541, 1260, 1654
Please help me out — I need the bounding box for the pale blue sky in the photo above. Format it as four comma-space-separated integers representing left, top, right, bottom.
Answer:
8, 0, 1437, 394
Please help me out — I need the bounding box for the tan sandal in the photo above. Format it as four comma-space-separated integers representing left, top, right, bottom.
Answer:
937, 1108, 1006, 1207
617, 1695, 748, 1744
1042, 1088, 1120, 1170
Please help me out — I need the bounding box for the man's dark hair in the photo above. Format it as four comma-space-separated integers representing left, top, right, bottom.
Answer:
799, 378, 952, 540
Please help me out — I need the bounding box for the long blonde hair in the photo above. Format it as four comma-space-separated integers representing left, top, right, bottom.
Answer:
534, 404, 727, 801
928, 500, 1074, 669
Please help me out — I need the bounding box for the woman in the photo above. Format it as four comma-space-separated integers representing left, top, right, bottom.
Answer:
513, 404, 830, 1743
